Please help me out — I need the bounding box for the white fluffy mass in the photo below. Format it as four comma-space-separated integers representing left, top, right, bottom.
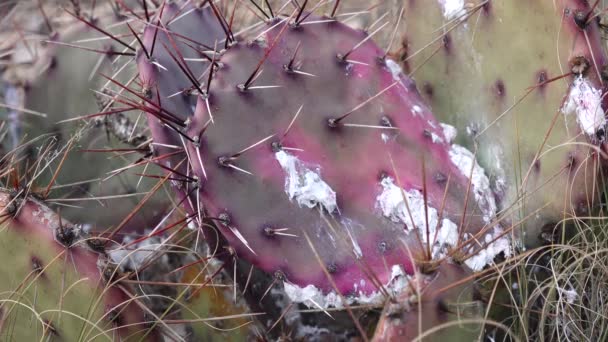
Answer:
463, 229, 512, 271
376, 177, 459, 256
275, 150, 337, 214
441, 123, 458, 144
557, 286, 579, 304
562, 76, 606, 137
439, 0, 466, 20
108, 234, 167, 271
448, 144, 497, 223
376, 175, 511, 271
385, 59, 403, 82
284, 265, 408, 309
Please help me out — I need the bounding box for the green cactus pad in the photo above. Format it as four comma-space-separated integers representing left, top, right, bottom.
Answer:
0, 190, 160, 341
393, 0, 608, 246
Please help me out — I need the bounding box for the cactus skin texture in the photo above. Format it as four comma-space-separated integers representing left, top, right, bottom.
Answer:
0, 190, 161, 341
179, 259, 254, 341
1, 3, 260, 340
0, 1, 169, 230
393, 0, 608, 246
137, 2, 507, 320
372, 263, 480, 341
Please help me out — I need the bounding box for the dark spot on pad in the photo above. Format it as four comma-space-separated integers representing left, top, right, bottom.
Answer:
596, 128, 606, 142
437, 298, 450, 313
44, 320, 59, 336
4, 201, 16, 217
494, 79, 505, 97
434, 172, 447, 184
55, 224, 76, 247
378, 241, 389, 253
397, 37, 410, 72
31, 256, 43, 274
482, 1, 491, 15
263, 225, 275, 238
533, 159, 541, 172
236, 83, 248, 92
380, 115, 393, 127
570, 56, 590, 76
335, 53, 349, 64
218, 212, 231, 226
376, 55, 388, 65
104, 45, 116, 59
327, 263, 338, 274
274, 270, 285, 280
567, 154, 577, 170
537, 71, 548, 84
100, 260, 121, 283
107, 308, 123, 326
48, 56, 57, 70
271, 141, 282, 152
574, 9, 589, 30
181, 90, 191, 102
540, 222, 559, 243
378, 171, 390, 181
442, 34, 451, 54
536, 70, 548, 93
423, 83, 434, 99
143, 87, 153, 99
327, 117, 340, 128
217, 156, 231, 167
87, 238, 107, 253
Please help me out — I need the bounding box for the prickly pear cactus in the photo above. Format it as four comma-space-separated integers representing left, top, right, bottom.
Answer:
137, 3, 508, 326
7, 0, 604, 340
0, 189, 162, 341
392, 0, 608, 246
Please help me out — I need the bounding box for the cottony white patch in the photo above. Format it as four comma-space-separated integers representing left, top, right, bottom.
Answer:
439, 0, 466, 20
381, 133, 390, 143
431, 132, 443, 144
187, 220, 198, 230
284, 265, 409, 309
449, 145, 497, 222
109, 234, 167, 271
466, 123, 479, 137
412, 105, 423, 116
283, 283, 343, 309
558, 287, 578, 304
345, 63, 354, 76
562, 76, 606, 137
464, 228, 511, 271
276, 151, 337, 214
385, 59, 403, 82
376, 177, 459, 256
441, 123, 457, 144
376, 177, 510, 270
